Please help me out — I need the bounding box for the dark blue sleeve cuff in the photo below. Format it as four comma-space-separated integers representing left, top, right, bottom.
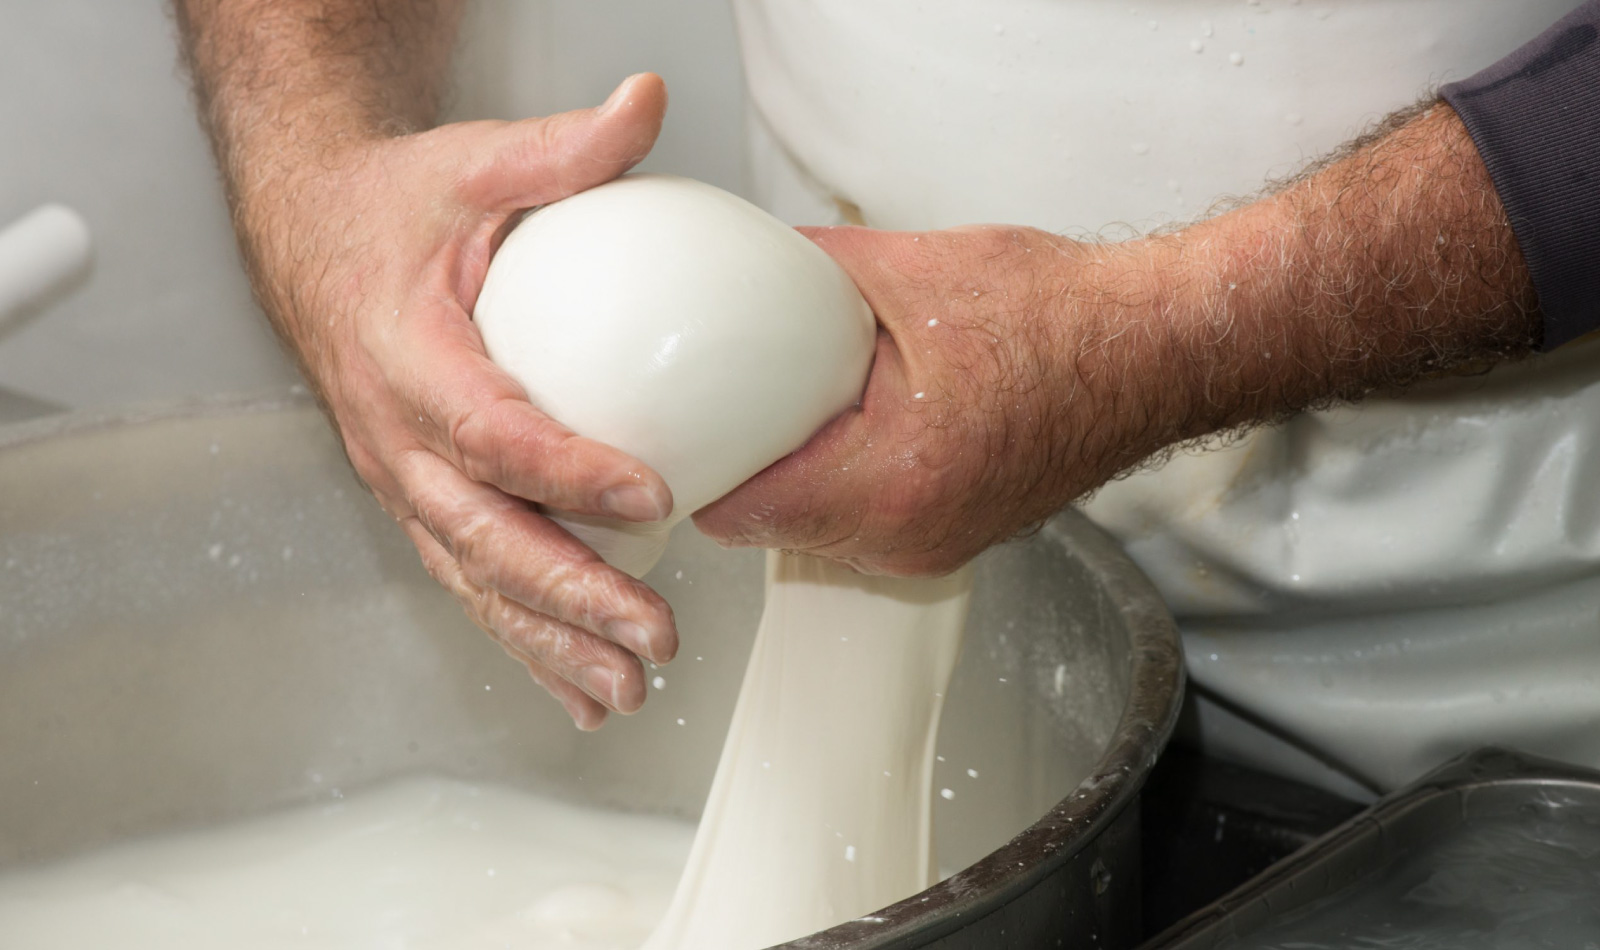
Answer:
1441, 1, 1600, 350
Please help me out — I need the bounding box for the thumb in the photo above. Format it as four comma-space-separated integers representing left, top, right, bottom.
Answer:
799, 225, 945, 360
459, 72, 669, 212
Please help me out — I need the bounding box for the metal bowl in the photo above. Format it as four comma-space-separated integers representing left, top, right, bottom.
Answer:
0, 395, 1183, 948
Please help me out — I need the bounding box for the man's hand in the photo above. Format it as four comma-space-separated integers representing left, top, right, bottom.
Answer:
694, 225, 1114, 575
696, 104, 1542, 574
178, 1, 677, 729
263, 81, 679, 732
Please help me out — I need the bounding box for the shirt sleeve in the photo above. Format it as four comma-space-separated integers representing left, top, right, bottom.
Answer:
1441, 1, 1600, 350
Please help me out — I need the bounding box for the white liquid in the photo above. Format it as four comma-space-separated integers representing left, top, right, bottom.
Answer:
0, 563, 970, 950
0, 776, 694, 949
644, 552, 972, 949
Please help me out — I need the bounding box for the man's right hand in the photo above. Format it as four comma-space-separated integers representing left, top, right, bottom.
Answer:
235, 74, 678, 730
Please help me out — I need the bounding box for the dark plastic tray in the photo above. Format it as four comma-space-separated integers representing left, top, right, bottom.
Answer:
1138, 748, 1600, 949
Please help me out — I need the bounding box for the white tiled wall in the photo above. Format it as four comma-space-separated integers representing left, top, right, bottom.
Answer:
0, 0, 749, 411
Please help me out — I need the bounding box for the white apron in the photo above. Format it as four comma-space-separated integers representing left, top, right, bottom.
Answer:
731, 0, 1600, 798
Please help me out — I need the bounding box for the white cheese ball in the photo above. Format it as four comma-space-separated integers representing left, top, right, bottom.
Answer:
474, 174, 875, 577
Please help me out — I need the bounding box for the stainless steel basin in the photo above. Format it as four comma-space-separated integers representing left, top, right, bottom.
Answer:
0, 395, 1183, 948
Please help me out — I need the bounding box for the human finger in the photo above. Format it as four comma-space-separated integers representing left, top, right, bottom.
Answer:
402, 519, 611, 729
453, 73, 669, 213
391, 307, 674, 523
509, 652, 610, 732
400, 516, 650, 722
396, 446, 678, 664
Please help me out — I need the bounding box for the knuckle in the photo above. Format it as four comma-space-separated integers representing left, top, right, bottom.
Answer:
534, 557, 589, 615
340, 437, 393, 497
408, 535, 460, 592
453, 399, 591, 503
543, 558, 629, 628
402, 483, 449, 546
447, 400, 493, 476
403, 524, 500, 628
965, 226, 1020, 261
529, 434, 593, 500
446, 511, 500, 588
446, 122, 511, 199
498, 608, 572, 660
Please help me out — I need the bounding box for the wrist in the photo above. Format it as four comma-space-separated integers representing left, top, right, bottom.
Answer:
228, 137, 393, 396
1030, 234, 1213, 484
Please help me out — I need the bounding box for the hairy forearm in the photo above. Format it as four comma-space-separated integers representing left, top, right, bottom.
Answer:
1075, 102, 1540, 474
174, 0, 470, 383
175, 0, 466, 184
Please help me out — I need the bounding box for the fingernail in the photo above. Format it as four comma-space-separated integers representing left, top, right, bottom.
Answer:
606, 620, 654, 657
580, 665, 622, 709
602, 484, 670, 522
598, 75, 639, 116
568, 701, 607, 732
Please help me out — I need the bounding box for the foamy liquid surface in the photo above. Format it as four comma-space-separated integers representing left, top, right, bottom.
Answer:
0, 775, 694, 949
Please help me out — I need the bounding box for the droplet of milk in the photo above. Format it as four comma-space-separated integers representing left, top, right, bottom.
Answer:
940, 788, 956, 801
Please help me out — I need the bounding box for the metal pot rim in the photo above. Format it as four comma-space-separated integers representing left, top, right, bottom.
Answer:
0, 389, 314, 453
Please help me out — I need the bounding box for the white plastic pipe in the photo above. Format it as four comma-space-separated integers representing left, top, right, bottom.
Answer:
0, 204, 93, 329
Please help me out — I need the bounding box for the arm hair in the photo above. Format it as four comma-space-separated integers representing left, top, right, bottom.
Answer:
1061, 102, 1542, 480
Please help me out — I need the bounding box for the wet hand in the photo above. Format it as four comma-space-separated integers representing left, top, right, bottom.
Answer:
239, 75, 678, 729
694, 224, 1177, 575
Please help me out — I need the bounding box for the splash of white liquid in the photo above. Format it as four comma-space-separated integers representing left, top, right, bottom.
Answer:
643, 551, 973, 950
